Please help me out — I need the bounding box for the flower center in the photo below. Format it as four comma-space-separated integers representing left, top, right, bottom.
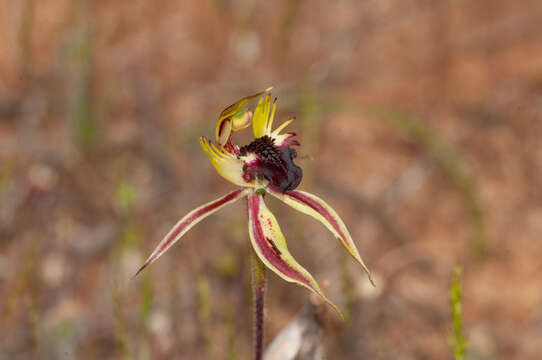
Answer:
239, 135, 281, 165
239, 135, 302, 193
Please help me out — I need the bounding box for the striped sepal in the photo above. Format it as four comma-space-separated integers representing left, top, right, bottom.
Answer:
267, 187, 374, 286
134, 189, 249, 277
247, 192, 343, 318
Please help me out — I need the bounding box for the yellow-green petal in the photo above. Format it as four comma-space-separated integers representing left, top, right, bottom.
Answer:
253, 94, 278, 138
266, 98, 277, 135
200, 137, 251, 187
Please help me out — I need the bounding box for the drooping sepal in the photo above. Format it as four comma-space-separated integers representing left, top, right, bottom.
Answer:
134, 189, 249, 277
266, 187, 375, 286
247, 192, 343, 318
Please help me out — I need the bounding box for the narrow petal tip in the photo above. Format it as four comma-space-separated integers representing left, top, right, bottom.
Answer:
367, 272, 376, 288
355, 257, 376, 287
323, 295, 344, 320
131, 265, 146, 279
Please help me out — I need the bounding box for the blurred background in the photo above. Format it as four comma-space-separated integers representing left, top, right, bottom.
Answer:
1, 0, 541, 359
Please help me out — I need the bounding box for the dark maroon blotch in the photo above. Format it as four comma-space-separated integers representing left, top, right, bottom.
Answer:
240, 136, 302, 193
265, 236, 282, 256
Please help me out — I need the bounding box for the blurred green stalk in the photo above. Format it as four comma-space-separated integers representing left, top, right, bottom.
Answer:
70, 0, 98, 150
449, 266, 467, 360
196, 273, 214, 359
113, 285, 135, 360
113, 179, 152, 359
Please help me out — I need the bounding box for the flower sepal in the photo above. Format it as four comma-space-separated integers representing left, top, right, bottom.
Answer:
247, 191, 344, 319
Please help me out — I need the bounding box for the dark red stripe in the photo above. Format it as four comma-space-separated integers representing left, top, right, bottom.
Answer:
248, 194, 311, 288
157, 188, 244, 255
283, 190, 346, 241
135, 189, 244, 277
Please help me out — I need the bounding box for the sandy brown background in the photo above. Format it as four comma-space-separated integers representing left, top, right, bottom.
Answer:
1, 0, 541, 359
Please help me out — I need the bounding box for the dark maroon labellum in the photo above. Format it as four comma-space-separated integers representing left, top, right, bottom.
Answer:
240, 135, 302, 193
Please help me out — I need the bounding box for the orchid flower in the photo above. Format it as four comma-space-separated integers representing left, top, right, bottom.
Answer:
134, 88, 374, 321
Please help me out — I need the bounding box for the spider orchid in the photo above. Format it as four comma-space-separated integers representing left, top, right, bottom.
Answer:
134, 87, 374, 319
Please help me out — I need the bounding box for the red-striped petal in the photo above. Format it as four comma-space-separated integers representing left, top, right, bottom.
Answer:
134, 189, 249, 277
247, 192, 343, 318
266, 186, 374, 286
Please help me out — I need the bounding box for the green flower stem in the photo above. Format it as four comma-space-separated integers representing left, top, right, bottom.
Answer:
251, 250, 267, 360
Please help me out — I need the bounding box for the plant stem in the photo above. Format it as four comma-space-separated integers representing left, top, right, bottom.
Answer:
250, 250, 266, 360
450, 266, 467, 360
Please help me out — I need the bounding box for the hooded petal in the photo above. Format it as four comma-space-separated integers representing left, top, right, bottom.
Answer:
200, 137, 251, 187
266, 187, 375, 286
134, 188, 249, 277
247, 192, 343, 318
216, 87, 272, 145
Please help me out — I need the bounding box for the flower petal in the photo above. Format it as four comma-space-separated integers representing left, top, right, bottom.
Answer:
252, 96, 267, 138
271, 118, 294, 137
266, 98, 278, 135
252, 94, 277, 138
216, 87, 272, 144
266, 187, 375, 286
247, 192, 343, 318
134, 189, 249, 277
200, 137, 251, 187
